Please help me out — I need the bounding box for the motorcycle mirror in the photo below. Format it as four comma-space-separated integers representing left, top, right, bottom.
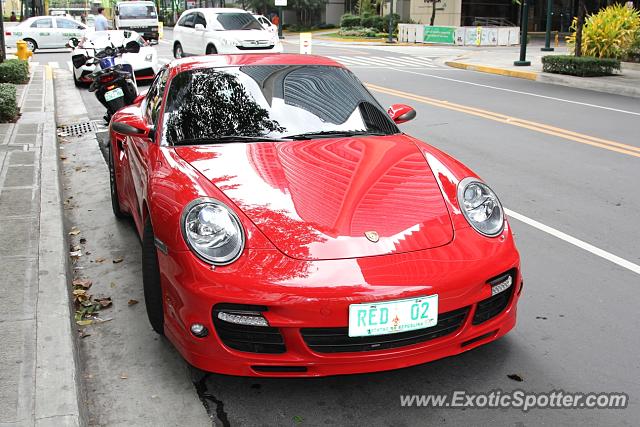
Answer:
124, 41, 141, 53
72, 53, 88, 69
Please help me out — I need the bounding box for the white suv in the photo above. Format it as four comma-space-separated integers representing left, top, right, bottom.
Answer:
173, 8, 283, 57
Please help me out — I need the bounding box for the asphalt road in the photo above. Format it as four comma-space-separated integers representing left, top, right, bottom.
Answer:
41, 30, 640, 426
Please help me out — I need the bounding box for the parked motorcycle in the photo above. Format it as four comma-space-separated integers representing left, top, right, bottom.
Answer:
71, 39, 141, 123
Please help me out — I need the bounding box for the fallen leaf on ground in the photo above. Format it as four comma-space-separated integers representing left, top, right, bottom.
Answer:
507, 374, 524, 382
95, 257, 106, 263
72, 289, 87, 296
120, 373, 128, 379
110, 282, 117, 289
69, 227, 80, 235
76, 319, 93, 326
112, 257, 124, 264
95, 296, 112, 308
79, 238, 87, 244
128, 299, 139, 306
69, 250, 83, 258
72, 279, 92, 289
60, 155, 67, 160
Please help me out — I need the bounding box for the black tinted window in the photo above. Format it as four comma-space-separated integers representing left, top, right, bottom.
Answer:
163, 65, 398, 145
194, 13, 206, 27
216, 13, 262, 30
178, 13, 194, 27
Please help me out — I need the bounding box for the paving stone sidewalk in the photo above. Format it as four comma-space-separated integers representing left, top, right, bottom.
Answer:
0, 65, 82, 427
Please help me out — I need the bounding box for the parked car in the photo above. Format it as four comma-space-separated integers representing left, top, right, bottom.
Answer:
172, 8, 282, 57
4, 15, 87, 51
253, 14, 277, 33
70, 30, 159, 86
107, 53, 522, 377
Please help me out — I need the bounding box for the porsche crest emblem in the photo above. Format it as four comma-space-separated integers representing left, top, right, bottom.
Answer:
364, 231, 379, 243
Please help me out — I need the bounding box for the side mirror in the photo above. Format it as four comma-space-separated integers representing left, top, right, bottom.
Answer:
194, 23, 205, 31
387, 104, 416, 124
111, 115, 154, 141
124, 40, 140, 53
67, 37, 79, 48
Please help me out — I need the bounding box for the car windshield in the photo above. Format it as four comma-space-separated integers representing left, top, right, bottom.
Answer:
163, 65, 399, 146
118, 4, 156, 20
216, 13, 263, 30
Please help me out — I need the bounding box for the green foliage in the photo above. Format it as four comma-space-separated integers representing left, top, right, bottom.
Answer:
341, 13, 361, 28
0, 59, 30, 84
357, 0, 375, 15
541, 55, 621, 77
0, 83, 18, 123
566, 4, 640, 59
338, 27, 379, 38
383, 13, 401, 32
361, 13, 384, 32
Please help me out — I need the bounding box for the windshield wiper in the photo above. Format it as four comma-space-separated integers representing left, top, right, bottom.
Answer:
286, 130, 388, 140
175, 135, 290, 145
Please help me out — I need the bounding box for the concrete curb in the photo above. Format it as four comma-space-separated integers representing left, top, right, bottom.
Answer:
34, 65, 84, 427
445, 60, 640, 98
444, 61, 539, 80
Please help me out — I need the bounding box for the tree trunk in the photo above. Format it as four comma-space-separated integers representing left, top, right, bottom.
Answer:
430, 0, 437, 26
574, 0, 586, 57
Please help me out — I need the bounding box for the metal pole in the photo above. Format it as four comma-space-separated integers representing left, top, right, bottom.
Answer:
514, 0, 531, 66
387, 0, 394, 43
277, 6, 283, 39
0, 0, 6, 62
541, 0, 554, 51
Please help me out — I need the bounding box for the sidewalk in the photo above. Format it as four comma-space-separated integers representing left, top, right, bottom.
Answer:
444, 45, 640, 98
0, 66, 82, 426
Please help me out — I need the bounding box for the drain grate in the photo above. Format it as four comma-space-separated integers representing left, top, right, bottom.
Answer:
57, 121, 98, 137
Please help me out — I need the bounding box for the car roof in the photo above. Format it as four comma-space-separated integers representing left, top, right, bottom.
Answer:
183, 8, 248, 14
169, 54, 344, 74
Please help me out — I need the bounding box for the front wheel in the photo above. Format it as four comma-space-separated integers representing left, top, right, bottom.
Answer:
142, 218, 165, 335
206, 44, 217, 55
24, 38, 37, 52
108, 143, 128, 219
173, 42, 184, 59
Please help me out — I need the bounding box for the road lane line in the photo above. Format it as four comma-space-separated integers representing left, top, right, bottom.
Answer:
366, 83, 640, 158
384, 67, 640, 117
49, 62, 59, 69
506, 209, 640, 276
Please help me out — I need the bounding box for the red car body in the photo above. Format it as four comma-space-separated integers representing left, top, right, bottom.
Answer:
109, 54, 522, 377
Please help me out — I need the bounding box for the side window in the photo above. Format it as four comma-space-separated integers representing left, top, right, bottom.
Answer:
194, 13, 207, 28
56, 19, 82, 29
145, 68, 168, 125
178, 13, 194, 28
31, 18, 52, 28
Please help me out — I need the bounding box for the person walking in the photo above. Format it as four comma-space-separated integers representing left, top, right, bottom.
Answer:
95, 7, 109, 31
10, 12, 17, 22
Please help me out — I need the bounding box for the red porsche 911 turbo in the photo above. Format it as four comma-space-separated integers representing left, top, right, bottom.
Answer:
108, 53, 522, 377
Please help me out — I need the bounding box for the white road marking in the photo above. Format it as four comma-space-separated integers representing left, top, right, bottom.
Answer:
328, 55, 440, 69
506, 208, 640, 276
159, 39, 171, 45
67, 61, 73, 71
386, 67, 640, 117
49, 62, 59, 69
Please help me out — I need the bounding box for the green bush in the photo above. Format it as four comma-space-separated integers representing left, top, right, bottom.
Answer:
0, 59, 29, 84
338, 27, 379, 38
340, 13, 361, 29
361, 14, 384, 32
383, 13, 401, 32
0, 83, 18, 123
542, 55, 621, 77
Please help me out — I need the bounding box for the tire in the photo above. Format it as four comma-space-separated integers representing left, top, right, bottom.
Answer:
173, 42, 184, 59
108, 143, 128, 219
72, 70, 83, 88
142, 218, 165, 335
24, 38, 37, 52
206, 44, 217, 55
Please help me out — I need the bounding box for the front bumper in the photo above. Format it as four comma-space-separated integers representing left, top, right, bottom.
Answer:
218, 43, 284, 55
160, 226, 521, 377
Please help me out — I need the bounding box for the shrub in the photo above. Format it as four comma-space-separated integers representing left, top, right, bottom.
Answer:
0, 59, 30, 84
361, 14, 384, 32
340, 13, 361, 29
566, 4, 640, 59
542, 55, 621, 77
338, 27, 379, 38
383, 13, 401, 33
0, 83, 18, 122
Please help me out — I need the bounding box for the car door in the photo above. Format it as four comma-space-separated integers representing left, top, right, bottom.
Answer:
126, 67, 169, 229
177, 12, 196, 54
29, 17, 55, 48
54, 18, 86, 47
192, 12, 208, 55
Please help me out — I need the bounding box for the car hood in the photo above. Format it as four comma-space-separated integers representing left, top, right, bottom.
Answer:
174, 135, 454, 261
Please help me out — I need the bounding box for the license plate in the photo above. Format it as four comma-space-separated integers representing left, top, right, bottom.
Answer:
104, 87, 124, 102
348, 295, 438, 337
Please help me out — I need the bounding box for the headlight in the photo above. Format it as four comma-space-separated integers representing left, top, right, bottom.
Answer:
457, 177, 505, 237
181, 198, 245, 265
144, 53, 153, 62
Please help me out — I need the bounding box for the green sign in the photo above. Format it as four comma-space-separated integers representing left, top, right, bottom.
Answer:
423, 26, 455, 44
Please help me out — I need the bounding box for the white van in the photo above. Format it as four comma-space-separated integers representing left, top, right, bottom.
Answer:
114, 1, 159, 40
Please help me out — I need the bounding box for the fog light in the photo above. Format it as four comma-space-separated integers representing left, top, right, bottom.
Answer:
190, 323, 209, 337
217, 311, 269, 327
490, 275, 513, 296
